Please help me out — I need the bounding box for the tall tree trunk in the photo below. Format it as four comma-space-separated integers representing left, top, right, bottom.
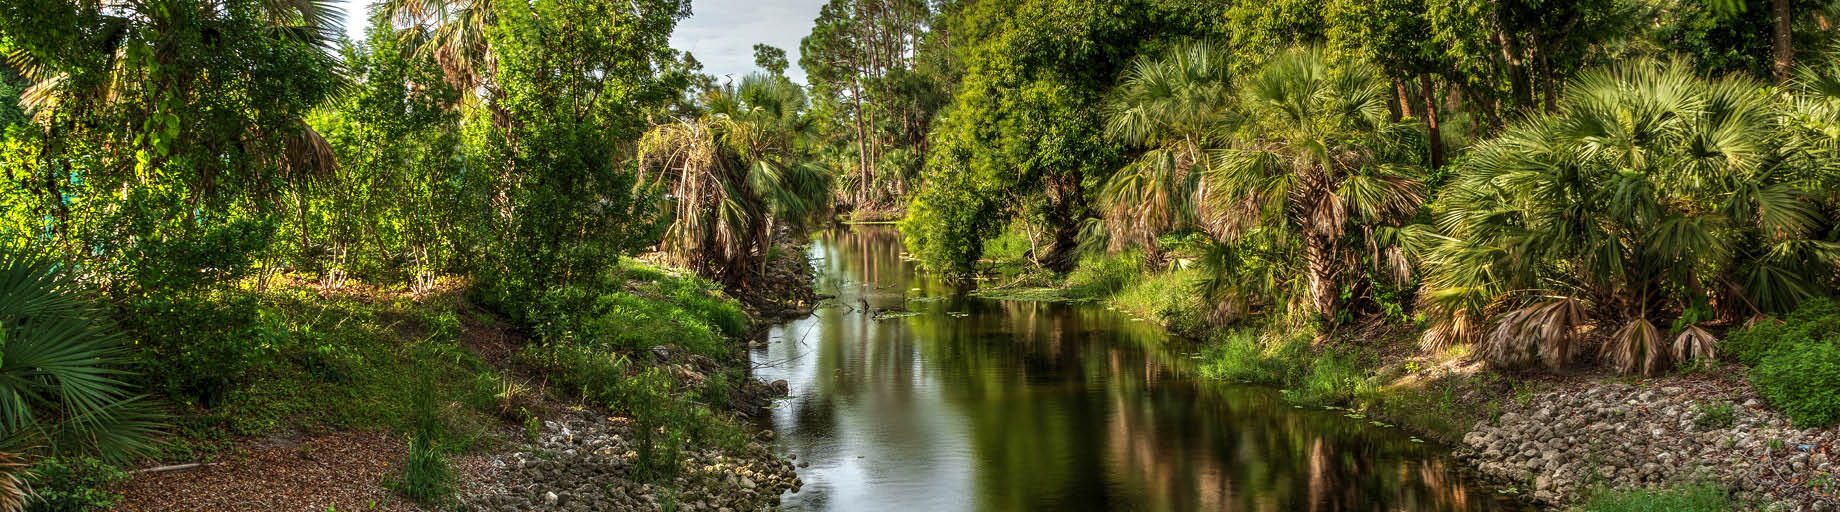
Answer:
1537, 40, 1557, 113
1497, 29, 1533, 112
1303, 221, 1342, 325
1774, 0, 1795, 82
1038, 174, 1087, 273
1297, 176, 1343, 325
1391, 79, 1410, 121
1419, 74, 1444, 169
849, 81, 869, 206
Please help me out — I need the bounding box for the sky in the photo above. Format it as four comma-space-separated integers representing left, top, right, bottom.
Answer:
335, 0, 828, 84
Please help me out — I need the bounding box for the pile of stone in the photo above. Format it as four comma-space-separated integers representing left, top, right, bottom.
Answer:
463, 413, 800, 511
1458, 378, 1837, 509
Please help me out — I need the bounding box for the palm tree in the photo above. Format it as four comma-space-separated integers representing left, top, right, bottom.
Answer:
1420, 59, 1836, 374
1098, 41, 1234, 265
0, 243, 163, 487
1200, 49, 1426, 325
376, 0, 498, 106
637, 74, 832, 286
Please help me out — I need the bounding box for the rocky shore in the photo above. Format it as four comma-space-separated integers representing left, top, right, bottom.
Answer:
461, 412, 801, 511
1458, 375, 1838, 510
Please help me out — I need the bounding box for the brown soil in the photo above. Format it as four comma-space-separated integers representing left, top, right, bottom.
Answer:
116, 430, 416, 512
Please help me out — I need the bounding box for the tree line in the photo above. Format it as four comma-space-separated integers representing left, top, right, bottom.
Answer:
846, 0, 1840, 376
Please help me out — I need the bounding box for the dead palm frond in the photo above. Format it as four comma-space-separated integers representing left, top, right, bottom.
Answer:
1671, 324, 1718, 366
1482, 297, 1588, 369
281, 122, 339, 182
1607, 317, 1666, 375
0, 451, 28, 512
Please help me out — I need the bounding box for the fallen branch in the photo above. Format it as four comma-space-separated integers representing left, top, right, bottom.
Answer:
133, 462, 217, 475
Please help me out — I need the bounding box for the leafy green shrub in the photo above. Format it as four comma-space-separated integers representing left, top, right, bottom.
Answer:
1752, 337, 1840, 428
1580, 482, 1730, 512
1724, 298, 1840, 366
123, 292, 281, 404
425, 311, 463, 342
626, 367, 688, 481
1065, 252, 1142, 297
25, 457, 128, 512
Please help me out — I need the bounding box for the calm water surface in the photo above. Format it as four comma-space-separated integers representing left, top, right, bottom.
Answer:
749, 226, 1522, 511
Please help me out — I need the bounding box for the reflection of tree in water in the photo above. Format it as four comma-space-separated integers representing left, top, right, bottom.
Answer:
770, 226, 1508, 511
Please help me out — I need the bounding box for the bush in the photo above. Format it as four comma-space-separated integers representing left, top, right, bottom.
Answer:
25, 457, 128, 512
123, 293, 281, 405
1752, 337, 1840, 428
1580, 483, 1730, 512
1723, 298, 1840, 366
1065, 252, 1142, 297
1726, 298, 1840, 428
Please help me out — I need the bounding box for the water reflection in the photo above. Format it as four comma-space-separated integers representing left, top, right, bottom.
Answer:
750, 226, 1520, 511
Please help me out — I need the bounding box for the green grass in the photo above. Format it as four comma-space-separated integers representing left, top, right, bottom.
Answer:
1107, 266, 1205, 333
1284, 351, 1378, 406
145, 257, 755, 480
151, 285, 507, 461
1579, 483, 1731, 512
510, 260, 754, 478
1197, 328, 1311, 386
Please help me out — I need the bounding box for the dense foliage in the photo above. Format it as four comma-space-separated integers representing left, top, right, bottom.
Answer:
1422, 60, 1838, 373
0, 0, 825, 505
882, 0, 1840, 382
3, 0, 1840, 506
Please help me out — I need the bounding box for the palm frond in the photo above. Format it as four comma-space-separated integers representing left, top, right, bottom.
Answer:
1671, 324, 1717, 367
0, 243, 162, 462
1606, 317, 1665, 375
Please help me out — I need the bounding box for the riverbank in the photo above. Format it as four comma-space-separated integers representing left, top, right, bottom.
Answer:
973, 249, 1839, 511
88, 254, 808, 511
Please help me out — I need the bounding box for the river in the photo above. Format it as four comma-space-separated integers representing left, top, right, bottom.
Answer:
748, 225, 1523, 511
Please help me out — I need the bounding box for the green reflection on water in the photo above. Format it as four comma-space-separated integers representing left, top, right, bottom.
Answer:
751, 226, 1525, 512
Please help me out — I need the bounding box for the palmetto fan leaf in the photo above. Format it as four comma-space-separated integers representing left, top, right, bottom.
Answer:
0, 244, 161, 462
1196, 48, 1423, 321
1422, 58, 1836, 373
1097, 41, 1232, 256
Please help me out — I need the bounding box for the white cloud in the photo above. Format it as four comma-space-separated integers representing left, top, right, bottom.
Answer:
335, 0, 828, 84
671, 0, 827, 85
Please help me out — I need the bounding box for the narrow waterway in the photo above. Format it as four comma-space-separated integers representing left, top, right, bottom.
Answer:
750, 225, 1522, 511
